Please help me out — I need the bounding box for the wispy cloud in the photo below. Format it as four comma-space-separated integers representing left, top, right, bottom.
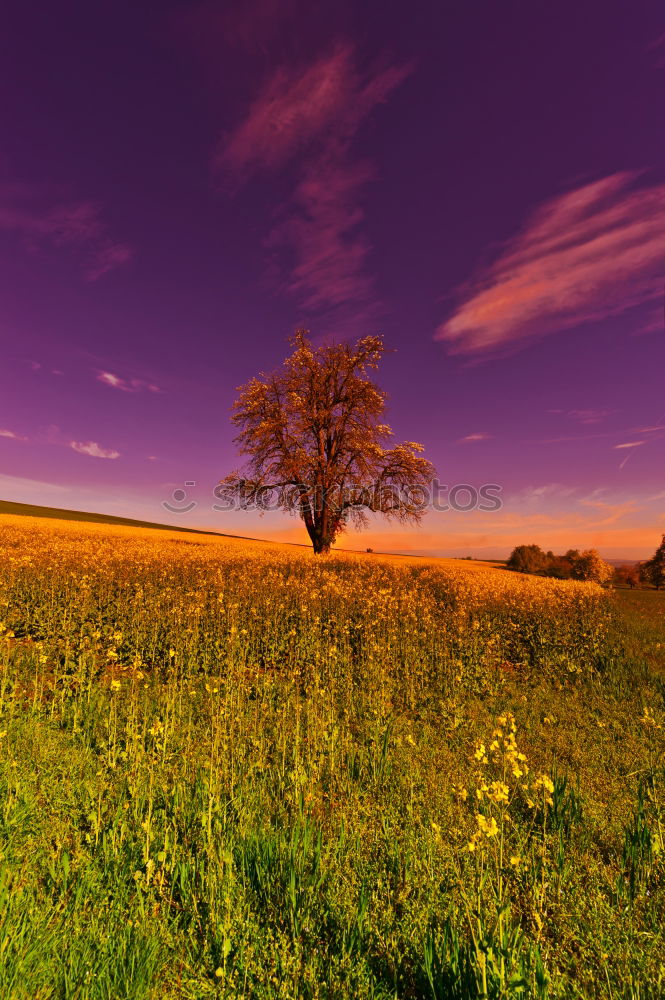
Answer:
69, 440, 120, 459
173, 0, 298, 57
615, 439, 647, 470
568, 409, 610, 425
648, 32, 665, 69
541, 421, 665, 446
86, 243, 135, 282
215, 43, 407, 178
459, 432, 493, 443
436, 172, 665, 355
0, 428, 27, 442
0, 474, 71, 498
215, 43, 410, 320
267, 158, 377, 313
96, 371, 161, 393
0, 178, 133, 281
578, 496, 642, 526
548, 409, 611, 425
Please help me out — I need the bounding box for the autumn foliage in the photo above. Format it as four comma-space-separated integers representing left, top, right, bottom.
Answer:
219, 332, 435, 553
507, 544, 614, 584
641, 535, 665, 590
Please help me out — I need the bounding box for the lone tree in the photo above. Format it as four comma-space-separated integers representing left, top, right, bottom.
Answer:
642, 535, 665, 590
506, 544, 548, 575
614, 564, 641, 589
568, 548, 614, 585
218, 331, 435, 554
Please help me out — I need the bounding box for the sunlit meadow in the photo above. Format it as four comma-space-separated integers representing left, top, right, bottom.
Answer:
0, 514, 663, 999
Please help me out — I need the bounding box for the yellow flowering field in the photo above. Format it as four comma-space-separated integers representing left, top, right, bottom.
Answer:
0, 513, 663, 998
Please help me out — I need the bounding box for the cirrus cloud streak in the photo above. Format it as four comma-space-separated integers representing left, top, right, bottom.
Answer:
0, 179, 134, 281
215, 43, 410, 319
97, 371, 161, 393
69, 440, 120, 459
436, 172, 665, 355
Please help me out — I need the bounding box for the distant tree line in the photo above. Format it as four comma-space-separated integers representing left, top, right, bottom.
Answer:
616, 534, 665, 591
506, 544, 614, 584
507, 535, 665, 589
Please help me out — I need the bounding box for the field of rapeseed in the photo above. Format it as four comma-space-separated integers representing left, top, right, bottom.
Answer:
0, 514, 663, 999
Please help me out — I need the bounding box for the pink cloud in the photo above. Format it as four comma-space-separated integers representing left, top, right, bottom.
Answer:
215, 44, 410, 317
436, 172, 665, 355
0, 179, 133, 280
459, 432, 493, 443
172, 0, 298, 60
222, 0, 297, 50
648, 32, 665, 68
548, 409, 611, 425
267, 157, 376, 313
69, 440, 120, 459
568, 409, 610, 424
86, 243, 135, 282
215, 43, 408, 178
96, 370, 161, 393
0, 428, 27, 442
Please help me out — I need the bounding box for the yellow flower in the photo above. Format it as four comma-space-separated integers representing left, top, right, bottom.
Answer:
489, 781, 509, 804
476, 814, 499, 838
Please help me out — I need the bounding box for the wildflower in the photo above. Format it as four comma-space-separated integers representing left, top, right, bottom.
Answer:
535, 773, 555, 806
476, 813, 499, 838
489, 781, 509, 804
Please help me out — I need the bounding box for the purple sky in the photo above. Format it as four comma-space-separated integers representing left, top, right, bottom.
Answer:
1, 0, 664, 558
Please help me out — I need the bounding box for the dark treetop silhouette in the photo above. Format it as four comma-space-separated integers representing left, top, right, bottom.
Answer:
219, 332, 436, 554
642, 535, 665, 590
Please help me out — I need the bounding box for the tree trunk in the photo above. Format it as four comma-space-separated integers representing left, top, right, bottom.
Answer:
303, 518, 331, 554
301, 503, 333, 554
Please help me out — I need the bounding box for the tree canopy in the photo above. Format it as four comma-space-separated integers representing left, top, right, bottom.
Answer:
641, 535, 665, 590
506, 544, 613, 584
218, 331, 435, 554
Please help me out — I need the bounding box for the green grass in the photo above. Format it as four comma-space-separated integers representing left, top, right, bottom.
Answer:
0, 516, 663, 998
614, 588, 665, 672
